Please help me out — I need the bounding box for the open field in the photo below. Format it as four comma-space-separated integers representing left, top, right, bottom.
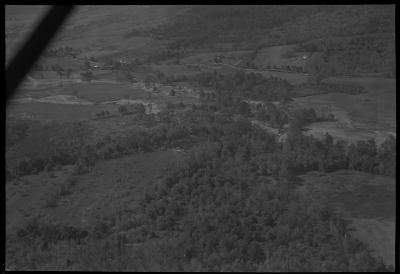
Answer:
68, 82, 148, 103
347, 218, 395, 270
5, 109, 161, 176
7, 83, 197, 124
290, 76, 396, 144
7, 102, 118, 122
302, 122, 395, 145
253, 44, 307, 68
297, 169, 395, 267
14, 79, 147, 101
15, 61, 393, 146
294, 90, 395, 130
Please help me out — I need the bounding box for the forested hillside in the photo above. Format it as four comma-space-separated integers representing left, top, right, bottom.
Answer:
150, 5, 395, 76
153, 5, 394, 46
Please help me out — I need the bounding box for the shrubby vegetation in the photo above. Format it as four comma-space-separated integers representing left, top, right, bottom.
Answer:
6, 121, 90, 179
152, 5, 394, 51
298, 34, 395, 77
6, 103, 395, 181
151, 6, 323, 48
6, 117, 32, 147
154, 70, 294, 104
95, 110, 111, 118
80, 70, 95, 82
42, 46, 81, 58
294, 81, 366, 97
101, 58, 142, 71
43, 176, 79, 208
313, 81, 364, 95
279, 124, 396, 177
129, 136, 390, 271
6, 113, 393, 271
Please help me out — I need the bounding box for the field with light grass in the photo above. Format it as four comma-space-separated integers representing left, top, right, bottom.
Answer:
297, 169, 395, 267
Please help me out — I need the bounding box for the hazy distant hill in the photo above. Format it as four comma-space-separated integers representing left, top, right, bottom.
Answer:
6, 5, 395, 76
151, 5, 395, 76
154, 5, 394, 47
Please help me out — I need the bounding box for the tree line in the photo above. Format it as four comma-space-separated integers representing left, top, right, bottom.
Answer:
6, 104, 395, 181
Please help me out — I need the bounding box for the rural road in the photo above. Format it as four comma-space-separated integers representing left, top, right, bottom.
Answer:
192, 61, 313, 76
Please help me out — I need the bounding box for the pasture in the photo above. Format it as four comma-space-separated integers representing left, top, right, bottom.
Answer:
7, 101, 117, 122
7, 74, 199, 126
291, 76, 396, 144
253, 44, 305, 68
67, 82, 148, 103
294, 83, 396, 132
